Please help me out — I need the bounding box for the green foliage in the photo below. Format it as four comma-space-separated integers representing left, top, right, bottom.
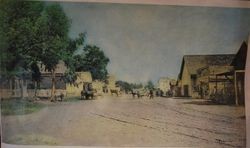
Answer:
75, 45, 110, 80
129, 83, 143, 89
145, 80, 154, 90
5, 134, 58, 145
116, 81, 132, 92
0, 1, 74, 99
38, 4, 70, 72
0, 0, 111, 99
63, 33, 86, 84
116, 81, 143, 92
63, 70, 78, 85
62, 96, 81, 102
0, 0, 45, 78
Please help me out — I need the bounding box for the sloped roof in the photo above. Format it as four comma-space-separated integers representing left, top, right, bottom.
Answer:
231, 41, 248, 70
179, 54, 235, 79
39, 60, 67, 74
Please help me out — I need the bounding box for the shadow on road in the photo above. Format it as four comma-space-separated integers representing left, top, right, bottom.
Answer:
182, 100, 225, 105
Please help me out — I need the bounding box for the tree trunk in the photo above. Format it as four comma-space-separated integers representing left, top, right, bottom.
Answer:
19, 79, 28, 99
20, 79, 24, 99
50, 69, 56, 101
10, 78, 13, 96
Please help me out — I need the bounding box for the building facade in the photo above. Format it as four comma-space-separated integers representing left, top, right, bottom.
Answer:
197, 65, 234, 101
105, 74, 120, 94
177, 54, 235, 98
157, 77, 176, 96
0, 60, 68, 99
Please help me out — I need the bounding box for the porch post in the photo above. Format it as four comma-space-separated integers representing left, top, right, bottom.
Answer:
234, 71, 238, 105
215, 75, 218, 94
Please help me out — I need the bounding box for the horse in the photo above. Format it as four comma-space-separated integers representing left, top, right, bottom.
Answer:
131, 90, 145, 98
110, 89, 119, 96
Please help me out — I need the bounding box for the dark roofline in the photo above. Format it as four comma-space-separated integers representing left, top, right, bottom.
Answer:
183, 54, 235, 57
230, 41, 248, 69
178, 57, 185, 80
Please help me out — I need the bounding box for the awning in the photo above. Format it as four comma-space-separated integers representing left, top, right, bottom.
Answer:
216, 71, 234, 76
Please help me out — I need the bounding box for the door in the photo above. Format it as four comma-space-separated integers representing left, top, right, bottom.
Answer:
184, 85, 189, 97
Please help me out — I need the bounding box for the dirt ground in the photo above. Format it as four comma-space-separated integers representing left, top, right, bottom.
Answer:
1, 95, 246, 147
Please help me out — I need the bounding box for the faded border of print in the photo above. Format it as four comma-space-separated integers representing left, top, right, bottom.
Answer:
1, 0, 250, 148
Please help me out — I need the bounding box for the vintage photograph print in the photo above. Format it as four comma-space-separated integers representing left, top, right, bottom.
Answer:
0, 1, 249, 147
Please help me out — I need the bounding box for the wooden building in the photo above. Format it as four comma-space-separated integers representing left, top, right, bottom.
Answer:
197, 65, 234, 102
36, 60, 67, 97
231, 41, 247, 105
177, 54, 235, 98
0, 60, 67, 99
217, 41, 248, 105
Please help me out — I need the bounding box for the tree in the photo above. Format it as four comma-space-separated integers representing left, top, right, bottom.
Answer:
30, 62, 41, 97
116, 81, 132, 93
37, 4, 70, 101
131, 83, 143, 89
116, 81, 146, 93
145, 80, 154, 90
75, 45, 110, 81
0, 0, 45, 73
0, 1, 108, 101
0, 0, 45, 98
63, 33, 86, 85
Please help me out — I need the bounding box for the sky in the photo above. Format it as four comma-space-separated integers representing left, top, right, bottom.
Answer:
59, 2, 250, 84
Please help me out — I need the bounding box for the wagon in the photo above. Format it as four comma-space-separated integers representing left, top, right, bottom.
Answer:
81, 83, 96, 100
131, 89, 148, 98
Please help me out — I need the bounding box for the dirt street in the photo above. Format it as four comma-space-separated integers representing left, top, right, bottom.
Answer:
1, 95, 246, 147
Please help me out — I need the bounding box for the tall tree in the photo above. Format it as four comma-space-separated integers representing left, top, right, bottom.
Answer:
75, 45, 110, 81
0, 1, 108, 100
37, 4, 70, 101
63, 33, 86, 85
0, 0, 45, 98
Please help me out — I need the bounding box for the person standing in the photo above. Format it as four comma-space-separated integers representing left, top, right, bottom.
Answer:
149, 89, 154, 99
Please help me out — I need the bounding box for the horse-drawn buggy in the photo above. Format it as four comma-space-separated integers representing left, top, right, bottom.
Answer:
80, 82, 96, 100
131, 88, 148, 98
